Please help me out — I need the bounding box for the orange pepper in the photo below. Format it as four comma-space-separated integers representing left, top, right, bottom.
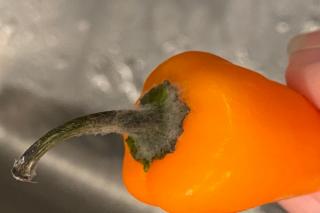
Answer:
12, 51, 320, 213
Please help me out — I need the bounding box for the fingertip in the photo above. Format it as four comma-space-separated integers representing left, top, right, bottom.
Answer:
279, 195, 320, 213
286, 30, 320, 109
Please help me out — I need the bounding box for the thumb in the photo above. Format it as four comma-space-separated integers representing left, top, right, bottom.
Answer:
279, 30, 320, 213
286, 30, 320, 109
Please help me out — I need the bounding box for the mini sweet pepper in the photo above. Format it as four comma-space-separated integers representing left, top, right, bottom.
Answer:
12, 51, 320, 213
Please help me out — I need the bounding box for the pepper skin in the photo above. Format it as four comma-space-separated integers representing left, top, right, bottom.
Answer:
123, 51, 320, 213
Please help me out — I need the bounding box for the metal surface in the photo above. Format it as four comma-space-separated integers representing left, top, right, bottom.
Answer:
0, 0, 319, 212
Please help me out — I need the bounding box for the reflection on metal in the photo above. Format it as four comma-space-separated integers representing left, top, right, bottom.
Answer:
90, 73, 112, 93
116, 62, 140, 102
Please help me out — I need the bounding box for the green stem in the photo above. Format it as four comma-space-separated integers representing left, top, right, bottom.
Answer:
12, 110, 152, 182
12, 80, 189, 182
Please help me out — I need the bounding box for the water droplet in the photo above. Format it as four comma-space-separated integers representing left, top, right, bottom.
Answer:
2, 25, 14, 36
90, 74, 112, 93
162, 41, 177, 53
0, 23, 16, 47
275, 22, 290, 34
115, 62, 139, 101
116, 63, 133, 81
235, 50, 249, 65
120, 81, 139, 102
302, 20, 320, 33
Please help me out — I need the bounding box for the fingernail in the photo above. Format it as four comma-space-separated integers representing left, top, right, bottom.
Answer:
288, 30, 320, 55
286, 30, 320, 109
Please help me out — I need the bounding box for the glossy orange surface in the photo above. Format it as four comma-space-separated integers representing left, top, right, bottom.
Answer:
122, 51, 320, 213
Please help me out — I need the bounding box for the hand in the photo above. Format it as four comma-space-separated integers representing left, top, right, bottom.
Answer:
279, 30, 320, 212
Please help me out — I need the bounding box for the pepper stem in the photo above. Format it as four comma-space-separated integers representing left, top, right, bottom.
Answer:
12, 110, 146, 182
12, 80, 189, 182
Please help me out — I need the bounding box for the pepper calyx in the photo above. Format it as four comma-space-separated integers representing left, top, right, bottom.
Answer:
125, 80, 189, 171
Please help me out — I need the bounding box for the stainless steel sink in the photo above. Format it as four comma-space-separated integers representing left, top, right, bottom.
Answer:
1, 0, 319, 212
